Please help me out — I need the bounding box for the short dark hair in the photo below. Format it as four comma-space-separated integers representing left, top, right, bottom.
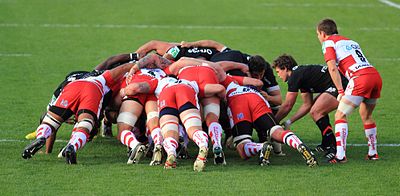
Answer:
272, 54, 298, 70
248, 55, 269, 73
317, 18, 338, 35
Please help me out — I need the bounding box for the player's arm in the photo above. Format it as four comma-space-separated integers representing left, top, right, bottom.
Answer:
169, 57, 227, 82
204, 84, 226, 99
130, 53, 173, 73
260, 89, 282, 106
94, 53, 137, 71
242, 77, 263, 88
218, 61, 250, 76
274, 91, 298, 122
107, 62, 134, 83
287, 92, 313, 124
180, 40, 227, 51
121, 82, 151, 97
135, 40, 176, 58
326, 60, 344, 99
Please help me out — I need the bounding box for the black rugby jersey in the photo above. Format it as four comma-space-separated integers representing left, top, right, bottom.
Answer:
166, 45, 220, 61
287, 65, 347, 93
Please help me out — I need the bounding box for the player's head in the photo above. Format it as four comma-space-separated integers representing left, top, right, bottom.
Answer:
317, 18, 338, 35
316, 18, 338, 43
272, 54, 297, 70
272, 54, 297, 82
248, 55, 269, 79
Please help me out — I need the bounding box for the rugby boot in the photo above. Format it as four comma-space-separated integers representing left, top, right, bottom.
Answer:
25, 131, 37, 140
57, 145, 67, 158
64, 144, 77, 164
328, 156, 347, 164
366, 154, 379, 160
213, 146, 226, 165
164, 154, 177, 169
127, 144, 147, 164
22, 137, 46, 159
259, 142, 273, 166
193, 146, 208, 172
297, 144, 318, 167
149, 144, 163, 166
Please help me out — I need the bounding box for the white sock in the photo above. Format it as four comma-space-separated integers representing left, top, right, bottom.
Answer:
208, 122, 223, 149
36, 124, 52, 139
364, 123, 378, 156
335, 120, 348, 159
68, 130, 88, 151
120, 130, 140, 149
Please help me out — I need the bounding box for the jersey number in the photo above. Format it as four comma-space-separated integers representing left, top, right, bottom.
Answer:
355, 50, 366, 62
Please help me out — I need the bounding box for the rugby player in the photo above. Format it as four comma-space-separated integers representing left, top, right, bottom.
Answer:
272, 54, 348, 159
181, 40, 284, 155
317, 18, 382, 163
22, 63, 133, 164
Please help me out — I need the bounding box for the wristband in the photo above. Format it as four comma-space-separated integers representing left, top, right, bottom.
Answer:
338, 89, 344, 94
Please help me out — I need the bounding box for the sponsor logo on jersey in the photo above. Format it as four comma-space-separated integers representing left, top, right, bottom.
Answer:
159, 100, 166, 108
187, 48, 213, 55
167, 46, 180, 58
346, 44, 360, 51
237, 113, 244, 120
326, 87, 336, 93
60, 99, 68, 107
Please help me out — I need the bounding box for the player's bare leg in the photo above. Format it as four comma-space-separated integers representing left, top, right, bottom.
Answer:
160, 115, 179, 169
359, 101, 379, 160
63, 112, 95, 164
270, 125, 317, 167
182, 109, 209, 172
201, 96, 226, 165
117, 100, 146, 164
145, 100, 163, 166
22, 111, 63, 159
310, 93, 338, 159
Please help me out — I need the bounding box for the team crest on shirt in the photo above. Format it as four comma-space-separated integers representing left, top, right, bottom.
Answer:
60, 99, 68, 107
237, 113, 244, 120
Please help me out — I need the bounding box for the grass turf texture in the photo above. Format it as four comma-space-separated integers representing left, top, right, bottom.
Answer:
1, 0, 400, 195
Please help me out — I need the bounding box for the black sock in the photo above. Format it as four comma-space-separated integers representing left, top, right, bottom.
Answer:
315, 115, 335, 148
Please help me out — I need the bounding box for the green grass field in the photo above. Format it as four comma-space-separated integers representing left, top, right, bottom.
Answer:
1, 0, 400, 195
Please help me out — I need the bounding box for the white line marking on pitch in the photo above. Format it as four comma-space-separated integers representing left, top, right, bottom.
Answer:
2, 139, 399, 147
262, 3, 384, 8
0, 23, 399, 32
0, 53, 32, 57
379, 0, 400, 9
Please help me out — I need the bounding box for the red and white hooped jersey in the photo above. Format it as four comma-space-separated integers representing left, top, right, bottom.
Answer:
222, 76, 270, 107
322, 35, 378, 79
74, 70, 115, 96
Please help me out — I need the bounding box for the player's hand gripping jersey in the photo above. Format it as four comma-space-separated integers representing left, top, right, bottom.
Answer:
125, 68, 166, 104
222, 76, 271, 125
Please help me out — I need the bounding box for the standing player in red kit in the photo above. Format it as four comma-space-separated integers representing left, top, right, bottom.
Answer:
317, 18, 382, 163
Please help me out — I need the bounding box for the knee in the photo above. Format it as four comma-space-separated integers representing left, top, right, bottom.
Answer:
334, 110, 346, 120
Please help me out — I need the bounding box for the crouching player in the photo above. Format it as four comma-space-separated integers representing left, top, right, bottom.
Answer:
117, 68, 166, 165
123, 76, 211, 171
22, 63, 132, 164
222, 75, 318, 167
